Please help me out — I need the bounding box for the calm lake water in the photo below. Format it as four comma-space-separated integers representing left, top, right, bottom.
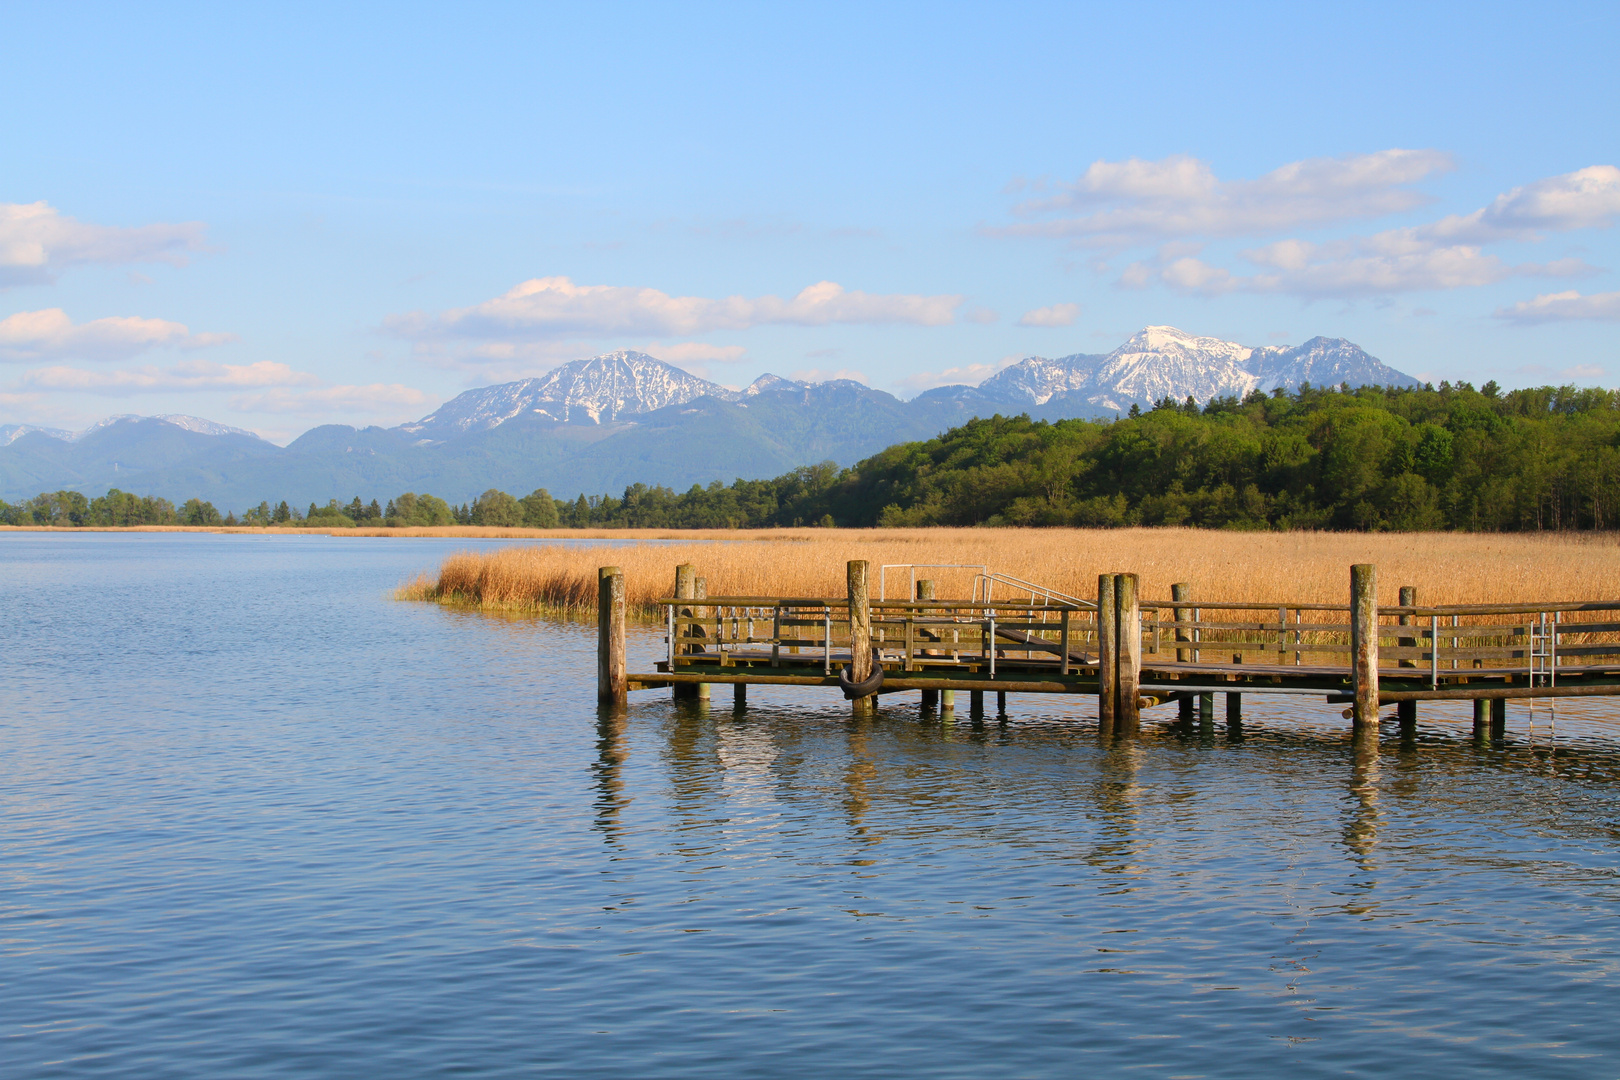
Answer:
5, 533, 1620, 1078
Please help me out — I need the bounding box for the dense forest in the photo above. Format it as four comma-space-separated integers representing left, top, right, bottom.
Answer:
4, 381, 1620, 532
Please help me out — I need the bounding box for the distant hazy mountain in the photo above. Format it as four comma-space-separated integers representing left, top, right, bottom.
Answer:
0, 328, 1419, 507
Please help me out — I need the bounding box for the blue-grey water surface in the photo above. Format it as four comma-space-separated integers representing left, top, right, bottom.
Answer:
5, 533, 1620, 1078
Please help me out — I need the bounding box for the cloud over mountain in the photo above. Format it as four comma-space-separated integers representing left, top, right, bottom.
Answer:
0, 308, 233, 362
392, 276, 966, 342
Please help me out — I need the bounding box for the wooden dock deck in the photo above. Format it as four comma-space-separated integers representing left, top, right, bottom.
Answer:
595, 560, 1620, 743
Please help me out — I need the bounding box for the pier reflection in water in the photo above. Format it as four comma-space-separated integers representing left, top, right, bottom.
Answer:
7, 534, 1620, 1078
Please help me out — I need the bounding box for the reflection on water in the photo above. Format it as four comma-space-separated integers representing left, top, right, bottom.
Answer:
6, 533, 1620, 1078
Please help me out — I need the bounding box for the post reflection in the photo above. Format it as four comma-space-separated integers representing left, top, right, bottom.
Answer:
592, 706, 630, 846
1086, 739, 1149, 883
844, 717, 882, 860
1341, 728, 1382, 897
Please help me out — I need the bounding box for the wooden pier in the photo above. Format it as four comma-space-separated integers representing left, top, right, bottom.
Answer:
598, 560, 1620, 742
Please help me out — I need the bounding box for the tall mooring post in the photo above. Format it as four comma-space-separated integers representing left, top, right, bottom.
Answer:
847, 559, 875, 716
672, 563, 698, 701
597, 565, 627, 707
694, 577, 711, 702
917, 579, 939, 714
1397, 585, 1418, 743
1116, 573, 1141, 736
1097, 573, 1117, 737
1350, 563, 1379, 733
1172, 582, 1194, 723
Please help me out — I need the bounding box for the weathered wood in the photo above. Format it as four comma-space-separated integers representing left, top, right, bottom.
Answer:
1397, 585, 1417, 741
734, 682, 747, 710
1491, 697, 1507, 741
1175, 579, 1195, 723
1473, 698, 1490, 744
597, 566, 627, 706
917, 579, 939, 711
848, 560, 874, 716
672, 564, 699, 700
695, 577, 711, 701
1226, 652, 1241, 728
997, 690, 1007, 716
1097, 574, 1117, 735
1116, 573, 1141, 736
1351, 564, 1379, 730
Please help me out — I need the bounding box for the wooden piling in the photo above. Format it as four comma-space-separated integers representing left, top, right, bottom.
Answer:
917, 579, 938, 712
996, 690, 1007, 717
1226, 652, 1242, 728
1116, 573, 1141, 736
597, 566, 627, 707
970, 690, 985, 719
1473, 698, 1490, 744
1490, 697, 1507, 742
1097, 574, 1117, 736
1172, 582, 1193, 723
847, 560, 874, 716
1397, 585, 1418, 743
672, 563, 698, 700
1350, 564, 1379, 732
694, 577, 711, 701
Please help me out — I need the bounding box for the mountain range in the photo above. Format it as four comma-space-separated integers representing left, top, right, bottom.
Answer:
0, 326, 1418, 508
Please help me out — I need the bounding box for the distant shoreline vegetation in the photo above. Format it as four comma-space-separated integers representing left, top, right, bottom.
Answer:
4, 381, 1620, 532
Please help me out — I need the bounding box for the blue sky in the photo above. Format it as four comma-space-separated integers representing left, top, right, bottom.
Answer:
3, 1, 1617, 441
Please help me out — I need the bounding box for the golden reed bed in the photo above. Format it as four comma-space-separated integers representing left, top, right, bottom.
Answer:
395, 528, 1620, 618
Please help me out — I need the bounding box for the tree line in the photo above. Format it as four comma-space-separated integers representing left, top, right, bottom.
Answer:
4, 381, 1620, 532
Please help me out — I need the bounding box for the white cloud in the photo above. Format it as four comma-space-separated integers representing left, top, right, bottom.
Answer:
788, 367, 869, 385
893, 358, 1018, 392
1564, 364, 1606, 379
0, 308, 233, 362
392, 276, 966, 340
1001, 150, 1453, 246
229, 384, 433, 415
642, 341, 748, 364
1494, 290, 1620, 323
1005, 156, 1619, 302
15, 359, 317, 393
1017, 303, 1081, 327
0, 202, 207, 287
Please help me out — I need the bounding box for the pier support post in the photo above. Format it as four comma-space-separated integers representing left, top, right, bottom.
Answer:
1473, 699, 1490, 745
997, 690, 1007, 718
1350, 564, 1379, 734
1397, 585, 1418, 744
970, 690, 985, 720
1172, 582, 1193, 723
733, 682, 747, 711
917, 579, 938, 713
1490, 697, 1507, 742
694, 577, 710, 702
1116, 573, 1141, 736
1097, 574, 1117, 737
672, 564, 698, 701
848, 560, 874, 716
597, 566, 627, 707
1226, 652, 1242, 729
941, 688, 955, 718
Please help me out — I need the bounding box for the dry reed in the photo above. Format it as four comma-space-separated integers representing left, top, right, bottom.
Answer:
396, 527, 1620, 618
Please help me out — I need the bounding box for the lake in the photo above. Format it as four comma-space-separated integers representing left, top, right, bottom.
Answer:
5, 532, 1620, 1077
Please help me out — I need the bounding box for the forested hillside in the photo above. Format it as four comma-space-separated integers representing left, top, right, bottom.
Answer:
554, 381, 1620, 531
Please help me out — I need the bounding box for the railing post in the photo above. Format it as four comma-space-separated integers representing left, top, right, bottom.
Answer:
1351, 563, 1379, 732
1116, 573, 1141, 736
917, 579, 938, 713
597, 566, 626, 707
1397, 585, 1417, 743
694, 576, 710, 702
1097, 574, 1117, 737
1172, 582, 1193, 722
672, 563, 698, 700
848, 559, 874, 716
